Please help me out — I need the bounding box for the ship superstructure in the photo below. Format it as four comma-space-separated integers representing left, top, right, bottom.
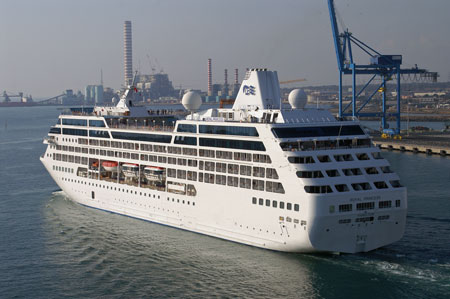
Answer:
40, 69, 407, 253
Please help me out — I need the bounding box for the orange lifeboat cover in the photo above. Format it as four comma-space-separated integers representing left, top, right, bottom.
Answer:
102, 161, 118, 167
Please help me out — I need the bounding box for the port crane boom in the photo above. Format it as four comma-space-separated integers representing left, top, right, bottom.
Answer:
327, 0, 438, 134
279, 78, 307, 85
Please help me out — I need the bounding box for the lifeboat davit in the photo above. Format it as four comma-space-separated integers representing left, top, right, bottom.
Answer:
102, 161, 118, 172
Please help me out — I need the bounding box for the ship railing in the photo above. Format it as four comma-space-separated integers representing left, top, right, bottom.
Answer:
107, 123, 175, 132
60, 110, 95, 116
280, 138, 373, 152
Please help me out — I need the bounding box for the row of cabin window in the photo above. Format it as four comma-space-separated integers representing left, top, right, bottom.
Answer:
200, 149, 271, 163
56, 145, 88, 154
189, 172, 285, 193
339, 216, 388, 224
59, 137, 77, 143
338, 200, 400, 213
54, 146, 198, 168
252, 197, 299, 211
53, 153, 88, 165
166, 195, 196, 206
296, 166, 393, 179
199, 161, 279, 179
166, 169, 198, 181
289, 152, 383, 164
78, 138, 271, 163
304, 180, 403, 194
52, 165, 74, 174
56, 145, 275, 175
82, 138, 172, 154
280, 138, 372, 152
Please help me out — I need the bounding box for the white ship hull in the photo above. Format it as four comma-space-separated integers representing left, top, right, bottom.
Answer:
40, 155, 406, 253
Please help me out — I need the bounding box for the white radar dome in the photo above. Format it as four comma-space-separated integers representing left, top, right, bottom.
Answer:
288, 89, 307, 109
182, 91, 202, 112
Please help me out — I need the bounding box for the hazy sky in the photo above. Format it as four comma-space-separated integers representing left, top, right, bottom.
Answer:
1, 0, 450, 97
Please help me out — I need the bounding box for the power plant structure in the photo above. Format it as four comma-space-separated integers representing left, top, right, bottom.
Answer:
122, 20, 177, 102
207, 58, 212, 96
204, 58, 240, 102
222, 68, 229, 96
135, 74, 176, 101
124, 21, 133, 86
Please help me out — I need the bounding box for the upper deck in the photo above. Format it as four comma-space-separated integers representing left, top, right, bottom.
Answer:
50, 68, 371, 150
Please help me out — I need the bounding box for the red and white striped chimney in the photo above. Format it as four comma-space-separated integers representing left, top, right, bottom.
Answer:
207, 58, 212, 96
124, 21, 133, 86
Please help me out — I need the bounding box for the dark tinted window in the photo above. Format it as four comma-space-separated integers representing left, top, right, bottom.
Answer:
62, 128, 87, 136
177, 124, 197, 133
111, 131, 172, 143
199, 138, 265, 151
89, 120, 106, 127
174, 136, 197, 145
49, 127, 61, 134
199, 125, 259, 137
62, 118, 87, 126
272, 125, 365, 138
89, 130, 110, 138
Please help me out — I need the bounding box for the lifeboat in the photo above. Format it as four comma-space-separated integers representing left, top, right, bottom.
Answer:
90, 160, 99, 170
102, 161, 118, 172
143, 166, 164, 181
121, 163, 139, 178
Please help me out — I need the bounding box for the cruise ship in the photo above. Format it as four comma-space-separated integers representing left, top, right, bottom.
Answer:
40, 69, 407, 253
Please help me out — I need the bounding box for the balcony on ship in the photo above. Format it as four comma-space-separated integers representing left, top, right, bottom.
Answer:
105, 117, 176, 133
280, 137, 373, 152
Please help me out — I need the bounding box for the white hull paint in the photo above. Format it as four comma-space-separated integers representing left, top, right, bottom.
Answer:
41, 155, 406, 253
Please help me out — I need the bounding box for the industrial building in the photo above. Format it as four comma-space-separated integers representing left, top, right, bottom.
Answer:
85, 85, 104, 104
204, 59, 240, 102
135, 73, 176, 101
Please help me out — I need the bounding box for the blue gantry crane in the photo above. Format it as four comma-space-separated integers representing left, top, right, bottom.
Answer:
327, 0, 438, 134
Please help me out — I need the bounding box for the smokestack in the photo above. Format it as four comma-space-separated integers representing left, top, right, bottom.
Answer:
224, 69, 228, 86
124, 21, 133, 86
207, 58, 212, 96
234, 68, 238, 84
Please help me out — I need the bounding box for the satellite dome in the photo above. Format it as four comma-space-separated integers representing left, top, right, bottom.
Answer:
288, 89, 307, 109
182, 91, 202, 112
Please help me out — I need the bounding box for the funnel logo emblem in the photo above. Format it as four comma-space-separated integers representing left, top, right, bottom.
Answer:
243, 85, 256, 96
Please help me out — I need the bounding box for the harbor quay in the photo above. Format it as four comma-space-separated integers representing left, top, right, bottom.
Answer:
372, 132, 450, 156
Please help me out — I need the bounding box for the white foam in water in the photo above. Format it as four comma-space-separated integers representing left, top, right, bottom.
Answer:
374, 261, 438, 282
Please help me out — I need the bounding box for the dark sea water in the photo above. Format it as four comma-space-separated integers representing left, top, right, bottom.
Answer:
0, 106, 449, 298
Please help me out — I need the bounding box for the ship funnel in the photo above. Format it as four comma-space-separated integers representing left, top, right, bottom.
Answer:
232, 68, 281, 110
